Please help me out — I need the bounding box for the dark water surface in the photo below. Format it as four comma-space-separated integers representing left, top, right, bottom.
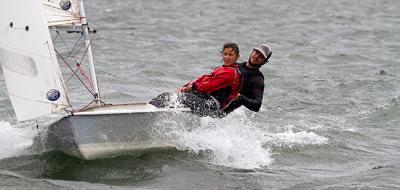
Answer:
1, 0, 399, 189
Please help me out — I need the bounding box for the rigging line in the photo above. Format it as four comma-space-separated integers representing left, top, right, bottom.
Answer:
77, 99, 108, 112
55, 30, 85, 60
69, 33, 84, 58
78, 31, 96, 66
52, 31, 60, 43
71, 36, 86, 59
7, 92, 71, 108
55, 31, 91, 87
54, 48, 94, 96
60, 57, 84, 83
45, 15, 79, 19
54, 31, 81, 64
54, 31, 70, 52
94, 68, 162, 93
65, 67, 80, 83
53, 31, 88, 85
77, 63, 93, 90
47, 18, 80, 21
74, 32, 98, 89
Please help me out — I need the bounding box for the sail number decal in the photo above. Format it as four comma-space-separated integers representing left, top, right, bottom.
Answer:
60, 0, 72, 10
46, 89, 61, 101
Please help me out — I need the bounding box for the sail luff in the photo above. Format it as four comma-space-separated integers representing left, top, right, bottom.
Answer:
39, 0, 72, 110
44, 28, 72, 108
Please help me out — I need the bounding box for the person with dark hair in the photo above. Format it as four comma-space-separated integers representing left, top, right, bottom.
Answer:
222, 44, 272, 114
149, 43, 242, 117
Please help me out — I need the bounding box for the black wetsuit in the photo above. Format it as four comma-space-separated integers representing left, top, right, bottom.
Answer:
223, 62, 265, 114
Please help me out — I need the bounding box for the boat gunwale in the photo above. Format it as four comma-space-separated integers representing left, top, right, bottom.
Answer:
72, 102, 190, 116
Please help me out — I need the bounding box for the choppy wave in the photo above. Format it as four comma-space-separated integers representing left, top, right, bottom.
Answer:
1, 0, 400, 188
167, 109, 328, 169
362, 95, 400, 123
0, 121, 35, 159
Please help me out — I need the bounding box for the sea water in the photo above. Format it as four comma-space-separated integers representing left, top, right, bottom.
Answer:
0, 0, 399, 189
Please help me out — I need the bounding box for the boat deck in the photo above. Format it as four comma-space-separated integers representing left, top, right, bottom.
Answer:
74, 102, 190, 116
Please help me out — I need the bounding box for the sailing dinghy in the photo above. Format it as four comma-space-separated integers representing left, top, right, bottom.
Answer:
0, 0, 193, 160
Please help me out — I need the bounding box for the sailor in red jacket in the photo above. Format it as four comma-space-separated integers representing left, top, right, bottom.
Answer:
178, 63, 241, 110
150, 43, 242, 117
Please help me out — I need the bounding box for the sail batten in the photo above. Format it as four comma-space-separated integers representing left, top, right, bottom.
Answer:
0, 0, 70, 121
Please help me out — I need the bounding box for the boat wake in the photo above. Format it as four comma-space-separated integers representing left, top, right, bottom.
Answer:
165, 109, 329, 169
0, 121, 35, 159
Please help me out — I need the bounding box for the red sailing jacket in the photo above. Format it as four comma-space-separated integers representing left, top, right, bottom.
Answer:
189, 64, 242, 109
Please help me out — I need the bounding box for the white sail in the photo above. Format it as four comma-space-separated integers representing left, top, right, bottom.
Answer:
42, 0, 82, 26
0, 0, 70, 121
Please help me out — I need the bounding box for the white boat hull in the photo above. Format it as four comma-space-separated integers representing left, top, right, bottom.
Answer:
42, 103, 197, 160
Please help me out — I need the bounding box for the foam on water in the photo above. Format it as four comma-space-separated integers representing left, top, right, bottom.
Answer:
0, 121, 35, 159
169, 110, 329, 169
266, 125, 329, 147
171, 111, 271, 169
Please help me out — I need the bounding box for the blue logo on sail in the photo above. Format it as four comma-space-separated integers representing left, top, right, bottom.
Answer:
60, 0, 72, 10
47, 89, 61, 101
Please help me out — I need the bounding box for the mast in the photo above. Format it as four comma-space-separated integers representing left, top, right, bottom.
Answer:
78, 0, 100, 102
